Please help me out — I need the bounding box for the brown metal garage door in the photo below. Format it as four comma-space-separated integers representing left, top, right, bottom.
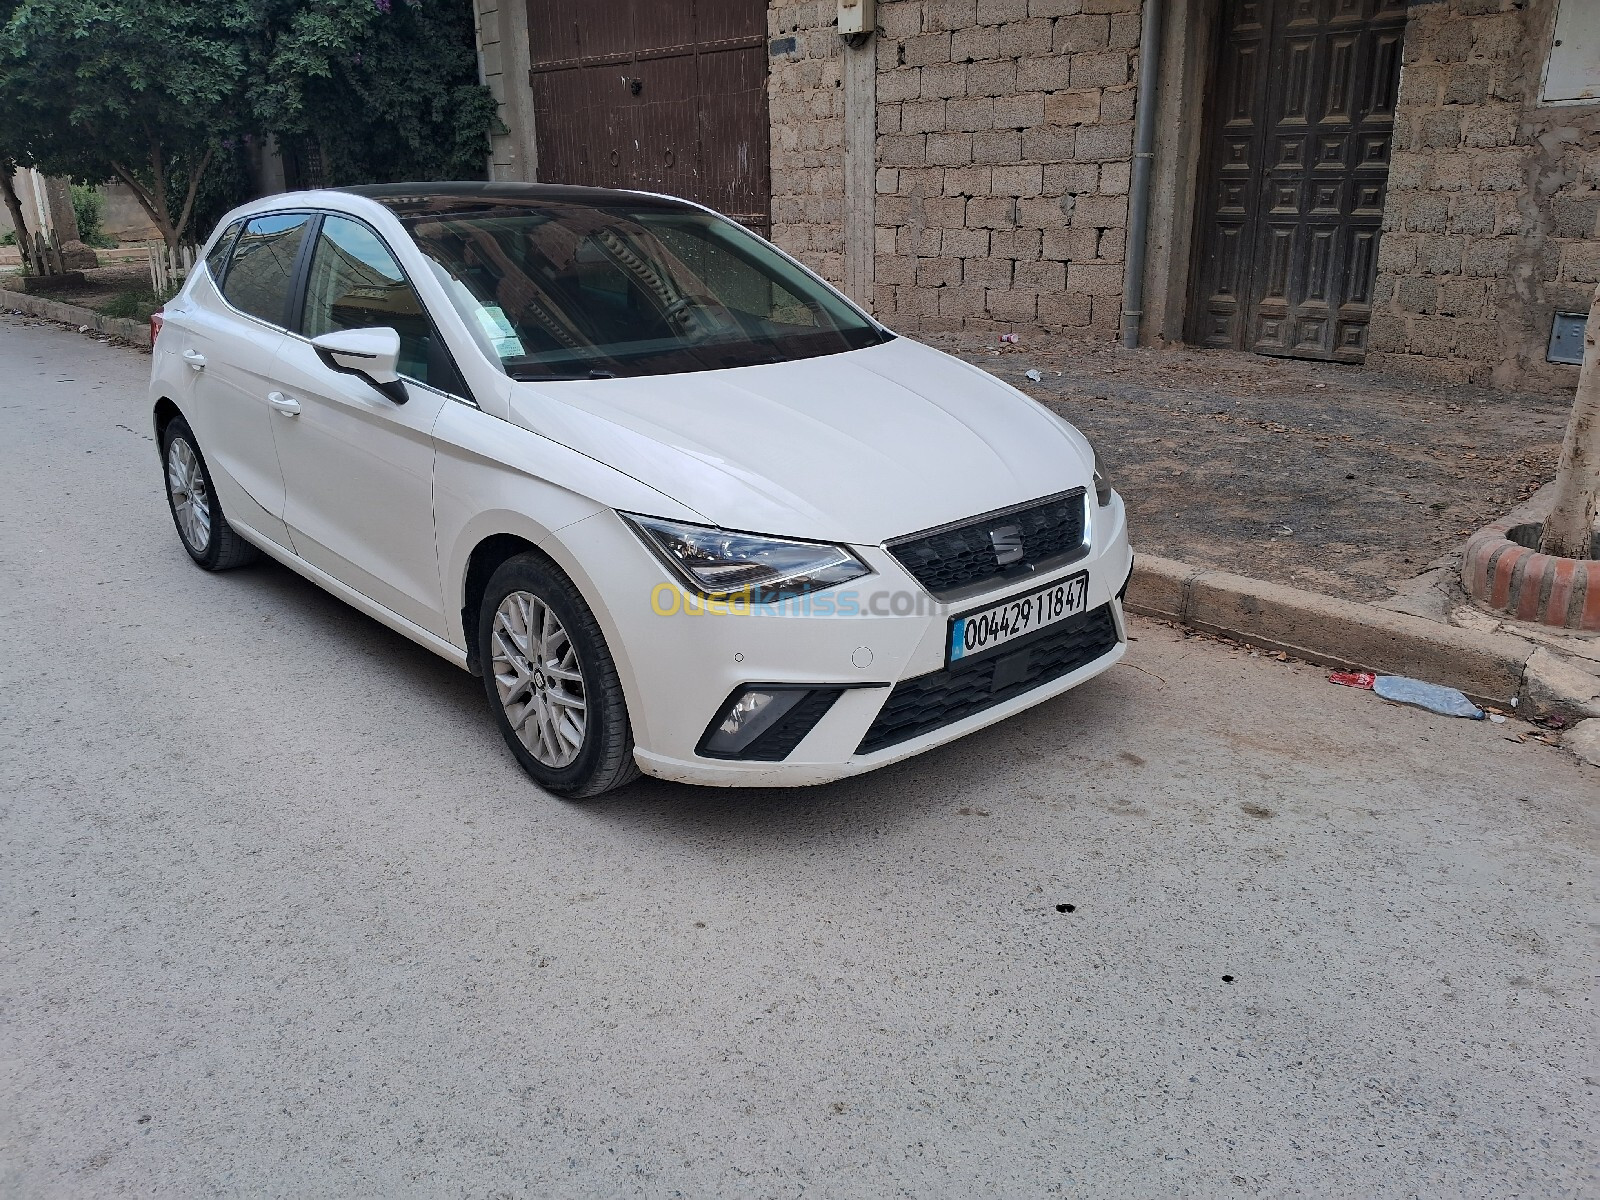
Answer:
525, 1, 770, 232
1187, 0, 1408, 362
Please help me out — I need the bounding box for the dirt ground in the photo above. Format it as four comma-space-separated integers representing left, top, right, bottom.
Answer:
928, 331, 1570, 601
0, 262, 154, 314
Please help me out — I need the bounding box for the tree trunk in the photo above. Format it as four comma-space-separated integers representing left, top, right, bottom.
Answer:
170, 149, 214, 252
109, 144, 180, 254
0, 160, 37, 275
107, 139, 216, 256
1541, 283, 1600, 560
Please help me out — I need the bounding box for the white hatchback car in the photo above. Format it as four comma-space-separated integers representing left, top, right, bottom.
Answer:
151, 183, 1131, 797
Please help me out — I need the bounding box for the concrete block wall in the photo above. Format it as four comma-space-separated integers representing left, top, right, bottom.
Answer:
1368, 0, 1600, 393
768, 2, 849, 287
870, 0, 1141, 334
476, 0, 516, 179
474, 0, 536, 182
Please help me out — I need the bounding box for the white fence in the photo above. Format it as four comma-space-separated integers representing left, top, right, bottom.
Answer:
146, 241, 197, 294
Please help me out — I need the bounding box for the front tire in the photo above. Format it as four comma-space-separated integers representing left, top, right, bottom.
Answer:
161, 417, 259, 571
478, 554, 639, 799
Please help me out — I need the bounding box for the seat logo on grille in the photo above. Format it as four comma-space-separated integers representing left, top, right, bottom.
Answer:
989, 523, 1024, 566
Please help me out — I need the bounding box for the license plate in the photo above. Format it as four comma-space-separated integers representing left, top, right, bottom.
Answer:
948, 571, 1089, 665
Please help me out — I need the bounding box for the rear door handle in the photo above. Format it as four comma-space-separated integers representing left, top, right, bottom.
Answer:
182, 350, 206, 370
266, 391, 301, 416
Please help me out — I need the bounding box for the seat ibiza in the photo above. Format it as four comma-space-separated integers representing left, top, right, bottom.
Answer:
151, 183, 1131, 797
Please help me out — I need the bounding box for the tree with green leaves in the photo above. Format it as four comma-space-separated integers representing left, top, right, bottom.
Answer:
285, 0, 500, 188
0, 1, 494, 252
0, 1, 261, 251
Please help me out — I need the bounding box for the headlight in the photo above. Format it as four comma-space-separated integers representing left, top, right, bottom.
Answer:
1093, 464, 1113, 507
622, 513, 871, 598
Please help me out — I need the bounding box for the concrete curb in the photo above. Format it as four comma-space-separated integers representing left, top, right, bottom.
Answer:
1126, 553, 1535, 706
0, 288, 151, 347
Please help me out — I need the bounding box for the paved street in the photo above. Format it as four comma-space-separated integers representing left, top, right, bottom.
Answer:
1, 314, 1596, 1198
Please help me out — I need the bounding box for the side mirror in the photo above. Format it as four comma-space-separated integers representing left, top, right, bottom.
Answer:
311, 327, 408, 405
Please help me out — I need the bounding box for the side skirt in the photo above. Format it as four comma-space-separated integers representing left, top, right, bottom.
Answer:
229, 519, 471, 672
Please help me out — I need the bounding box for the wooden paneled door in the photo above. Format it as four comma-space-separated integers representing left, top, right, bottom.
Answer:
524, 1, 770, 233
1187, 0, 1407, 362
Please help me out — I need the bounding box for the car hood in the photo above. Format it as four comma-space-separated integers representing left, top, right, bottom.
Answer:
504, 337, 1096, 545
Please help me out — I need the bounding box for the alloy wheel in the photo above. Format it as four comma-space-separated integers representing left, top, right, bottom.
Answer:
166, 436, 212, 553
491, 590, 588, 768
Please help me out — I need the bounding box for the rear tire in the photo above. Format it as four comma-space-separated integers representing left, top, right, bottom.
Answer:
161, 417, 260, 571
478, 553, 640, 799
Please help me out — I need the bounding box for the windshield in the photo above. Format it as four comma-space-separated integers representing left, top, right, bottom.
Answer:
393, 198, 890, 380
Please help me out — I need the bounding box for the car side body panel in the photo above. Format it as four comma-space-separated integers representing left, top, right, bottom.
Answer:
268, 336, 453, 636
155, 270, 294, 548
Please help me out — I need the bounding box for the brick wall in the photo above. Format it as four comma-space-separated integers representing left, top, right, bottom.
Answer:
871, 0, 1141, 334
768, 2, 849, 287
1368, 0, 1600, 393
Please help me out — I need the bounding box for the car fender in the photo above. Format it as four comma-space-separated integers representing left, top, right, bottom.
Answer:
433, 401, 702, 651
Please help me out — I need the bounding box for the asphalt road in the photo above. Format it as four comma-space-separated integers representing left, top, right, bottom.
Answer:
2, 315, 1596, 1198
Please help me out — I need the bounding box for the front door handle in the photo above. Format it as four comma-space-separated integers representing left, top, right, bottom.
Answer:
182, 350, 206, 370
266, 391, 301, 416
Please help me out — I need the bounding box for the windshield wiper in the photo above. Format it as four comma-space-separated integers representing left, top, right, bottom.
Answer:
509, 368, 618, 382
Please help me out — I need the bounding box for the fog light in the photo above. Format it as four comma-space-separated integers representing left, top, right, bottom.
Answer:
701, 687, 807, 756
699, 685, 845, 760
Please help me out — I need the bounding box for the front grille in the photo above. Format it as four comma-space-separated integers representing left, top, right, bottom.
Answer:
887, 489, 1088, 598
856, 604, 1118, 755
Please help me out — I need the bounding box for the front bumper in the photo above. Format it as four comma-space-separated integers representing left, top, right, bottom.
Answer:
544, 495, 1133, 787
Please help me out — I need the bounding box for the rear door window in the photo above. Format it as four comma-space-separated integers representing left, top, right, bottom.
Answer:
222, 213, 313, 327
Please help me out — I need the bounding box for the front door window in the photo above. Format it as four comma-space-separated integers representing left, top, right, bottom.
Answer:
300, 216, 434, 383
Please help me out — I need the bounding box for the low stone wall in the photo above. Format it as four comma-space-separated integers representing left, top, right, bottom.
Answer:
0, 288, 152, 347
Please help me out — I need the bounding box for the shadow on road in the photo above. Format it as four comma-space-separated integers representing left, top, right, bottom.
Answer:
223, 549, 1121, 849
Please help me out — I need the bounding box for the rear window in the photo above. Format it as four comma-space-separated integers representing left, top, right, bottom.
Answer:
204, 219, 244, 287
222, 213, 313, 327
394, 200, 889, 381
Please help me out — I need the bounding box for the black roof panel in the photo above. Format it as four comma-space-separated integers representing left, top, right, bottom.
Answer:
339, 181, 695, 216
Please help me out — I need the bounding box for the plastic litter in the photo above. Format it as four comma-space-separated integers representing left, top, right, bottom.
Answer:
1025, 368, 1043, 382
1327, 671, 1375, 689
1371, 675, 1484, 720
999, 332, 1019, 344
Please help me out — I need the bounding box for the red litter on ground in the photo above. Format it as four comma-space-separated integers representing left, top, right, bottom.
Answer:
1328, 671, 1376, 689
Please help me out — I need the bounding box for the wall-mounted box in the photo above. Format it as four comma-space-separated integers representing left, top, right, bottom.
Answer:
838, 0, 875, 38
1547, 311, 1587, 364
1542, 0, 1600, 105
